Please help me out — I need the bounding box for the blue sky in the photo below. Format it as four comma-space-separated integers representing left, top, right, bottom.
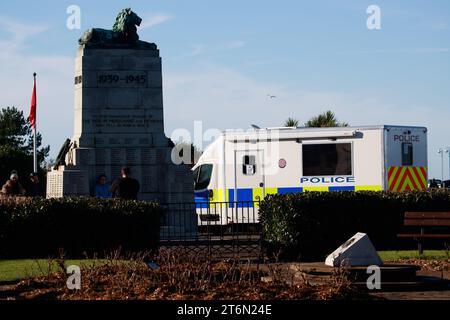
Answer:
0, 0, 449, 179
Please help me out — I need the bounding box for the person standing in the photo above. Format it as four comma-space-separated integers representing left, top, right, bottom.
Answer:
1, 171, 26, 196
110, 167, 140, 200
26, 172, 43, 197
95, 174, 112, 198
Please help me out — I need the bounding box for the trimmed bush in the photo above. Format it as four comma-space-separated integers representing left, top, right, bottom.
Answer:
0, 197, 161, 258
259, 190, 450, 261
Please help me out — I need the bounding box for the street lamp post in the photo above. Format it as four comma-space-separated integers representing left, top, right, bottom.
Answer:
446, 147, 450, 182
438, 148, 444, 183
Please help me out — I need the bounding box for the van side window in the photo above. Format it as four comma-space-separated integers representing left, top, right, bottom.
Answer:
402, 142, 413, 166
194, 164, 213, 191
243, 155, 256, 175
302, 143, 352, 176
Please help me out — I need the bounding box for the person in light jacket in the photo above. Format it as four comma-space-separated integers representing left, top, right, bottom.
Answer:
1, 172, 26, 196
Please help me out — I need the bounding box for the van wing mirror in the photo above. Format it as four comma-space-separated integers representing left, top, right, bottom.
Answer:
208, 189, 214, 199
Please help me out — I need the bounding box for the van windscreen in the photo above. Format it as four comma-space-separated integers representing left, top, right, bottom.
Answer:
302, 143, 352, 176
194, 164, 213, 191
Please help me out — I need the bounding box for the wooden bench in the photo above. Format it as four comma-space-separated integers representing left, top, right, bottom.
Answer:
397, 212, 450, 255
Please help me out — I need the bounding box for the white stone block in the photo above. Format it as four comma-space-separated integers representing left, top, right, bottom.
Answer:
46, 167, 90, 198
325, 232, 383, 267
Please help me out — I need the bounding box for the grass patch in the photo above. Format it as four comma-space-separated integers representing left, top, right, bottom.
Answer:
0, 259, 106, 282
378, 250, 449, 261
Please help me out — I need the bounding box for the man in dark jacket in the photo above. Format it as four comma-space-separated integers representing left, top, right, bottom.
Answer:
26, 172, 44, 197
110, 167, 140, 200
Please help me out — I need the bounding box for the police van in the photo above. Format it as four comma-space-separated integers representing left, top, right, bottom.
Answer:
192, 125, 428, 225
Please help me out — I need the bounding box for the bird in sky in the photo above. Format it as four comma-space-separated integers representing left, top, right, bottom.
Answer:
267, 94, 276, 99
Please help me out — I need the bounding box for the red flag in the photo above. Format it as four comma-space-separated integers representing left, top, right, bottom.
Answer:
29, 73, 37, 129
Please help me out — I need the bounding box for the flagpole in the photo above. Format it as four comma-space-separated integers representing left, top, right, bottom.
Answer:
33, 72, 37, 173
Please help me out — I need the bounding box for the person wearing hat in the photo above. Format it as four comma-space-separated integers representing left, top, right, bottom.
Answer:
26, 172, 44, 197
1, 171, 26, 196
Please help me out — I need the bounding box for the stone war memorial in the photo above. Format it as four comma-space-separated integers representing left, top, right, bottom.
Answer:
47, 8, 193, 205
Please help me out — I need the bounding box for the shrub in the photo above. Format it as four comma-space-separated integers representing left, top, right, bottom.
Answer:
259, 190, 450, 261
0, 196, 161, 258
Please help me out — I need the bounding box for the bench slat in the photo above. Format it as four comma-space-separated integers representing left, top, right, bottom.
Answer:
404, 219, 450, 226
405, 212, 450, 219
397, 234, 450, 239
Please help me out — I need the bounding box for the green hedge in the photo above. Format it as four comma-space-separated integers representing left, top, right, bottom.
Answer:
259, 190, 450, 261
0, 197, 161, 258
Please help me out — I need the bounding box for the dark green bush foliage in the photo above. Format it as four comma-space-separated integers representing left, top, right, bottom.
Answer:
0, 197, 161, 258
0, 107, 50, 183
259, 190, 450, 261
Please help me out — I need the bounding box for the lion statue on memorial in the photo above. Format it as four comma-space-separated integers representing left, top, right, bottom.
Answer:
79, 8, 148, 47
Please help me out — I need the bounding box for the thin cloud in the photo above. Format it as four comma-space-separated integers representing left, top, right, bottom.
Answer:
139, 13, 173, 29
170, 41, 246, 61
430, 21, 448, 30
337, 48, 450, 55
163, 62, 448, 178
0, 17, 48, 47
415, 48, 450, 53
191, 44, 207, 56
0, 17, 73, 159
226, 40, 246, 49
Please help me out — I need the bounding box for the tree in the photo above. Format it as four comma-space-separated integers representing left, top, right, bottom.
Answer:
284, 117, 299, 127
0, 107, 50, 182
175, 141, 203, 168
305, 110, 348, 128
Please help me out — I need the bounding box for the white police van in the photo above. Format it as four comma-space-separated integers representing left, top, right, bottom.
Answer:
192, 125, 428, 226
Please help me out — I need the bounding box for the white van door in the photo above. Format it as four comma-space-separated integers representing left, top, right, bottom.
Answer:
234, 150, 265, 204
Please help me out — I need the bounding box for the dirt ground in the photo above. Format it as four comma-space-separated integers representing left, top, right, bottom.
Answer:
1, 259, 449, 300
370, 290, 450, 300
368, 269, 450, 300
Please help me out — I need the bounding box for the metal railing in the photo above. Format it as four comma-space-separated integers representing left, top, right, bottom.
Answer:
159, 201, 263, 260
